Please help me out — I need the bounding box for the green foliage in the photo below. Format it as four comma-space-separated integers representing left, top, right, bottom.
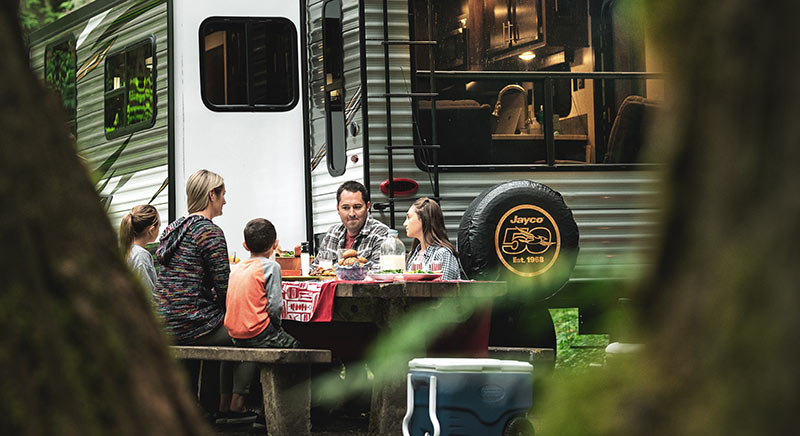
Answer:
549, 308, 609, 370
127, 74, 153, 125
44, 38, 76, 119
19, 0, 93, 35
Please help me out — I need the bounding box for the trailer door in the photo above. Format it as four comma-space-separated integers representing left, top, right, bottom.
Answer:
172, 0, 306, 252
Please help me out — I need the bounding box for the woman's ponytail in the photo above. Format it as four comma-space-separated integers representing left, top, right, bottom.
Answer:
119, 213, 136, 257
119, 205, 160, 257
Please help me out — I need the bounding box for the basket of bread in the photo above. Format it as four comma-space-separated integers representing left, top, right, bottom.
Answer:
334, 249, 370, 281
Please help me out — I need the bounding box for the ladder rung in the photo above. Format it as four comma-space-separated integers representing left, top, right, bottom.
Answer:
367, 93, 438, 99
386, 144, 440, 150
382, 196, 442, 202
382, 40, 437, 46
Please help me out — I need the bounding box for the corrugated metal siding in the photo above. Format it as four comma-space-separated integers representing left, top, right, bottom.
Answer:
311, 147, 366, 235
368, 163, 662, 281
307, 0, 364, 161
307, 0, 413, 230
30, 0, 169, 231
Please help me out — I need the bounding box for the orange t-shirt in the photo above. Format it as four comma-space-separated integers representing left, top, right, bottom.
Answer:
224, 257, 282, 339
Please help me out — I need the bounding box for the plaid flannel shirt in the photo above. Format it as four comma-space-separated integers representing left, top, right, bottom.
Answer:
314, 215, 390, 267
407, 244, 463, 280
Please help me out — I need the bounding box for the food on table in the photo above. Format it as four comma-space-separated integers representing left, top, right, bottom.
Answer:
337, 249, 368, 267
406, 269, 436, 274
309, 265, 336, 277
335, 250, 370, 280
376, 269, 403, 274
275, 245, 295, 257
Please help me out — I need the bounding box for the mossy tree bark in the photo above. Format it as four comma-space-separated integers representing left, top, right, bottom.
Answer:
0, 3, 210, 435
543, 1, 800, 435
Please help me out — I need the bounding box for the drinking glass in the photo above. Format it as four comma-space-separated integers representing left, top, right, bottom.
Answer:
318, 251, 335, 269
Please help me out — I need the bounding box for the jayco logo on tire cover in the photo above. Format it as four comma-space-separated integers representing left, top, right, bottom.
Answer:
494, 204, 560, 277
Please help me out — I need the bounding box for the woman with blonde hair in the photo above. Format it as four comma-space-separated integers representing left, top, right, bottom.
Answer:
403, 197, 463, 280
154, 169, 256, 423
119, 204, 160, 291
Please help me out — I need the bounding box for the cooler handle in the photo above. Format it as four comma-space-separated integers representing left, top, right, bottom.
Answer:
402, 373, 413, 436
429, 375, 441, 436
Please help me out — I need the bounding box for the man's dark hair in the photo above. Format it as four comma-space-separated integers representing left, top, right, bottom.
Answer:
336, 180, 370, 204
243, 218, 277, 253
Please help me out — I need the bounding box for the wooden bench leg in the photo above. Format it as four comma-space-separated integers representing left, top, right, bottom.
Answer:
260, 364, 312, 436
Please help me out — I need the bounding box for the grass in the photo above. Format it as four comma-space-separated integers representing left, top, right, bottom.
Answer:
548, 308, 609, 370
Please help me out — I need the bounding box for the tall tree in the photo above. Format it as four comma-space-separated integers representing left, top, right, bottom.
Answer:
542, 0, 800, 434
0, 1, 210, 434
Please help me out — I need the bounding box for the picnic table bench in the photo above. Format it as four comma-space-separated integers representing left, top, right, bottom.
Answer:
171, 346, 331, 436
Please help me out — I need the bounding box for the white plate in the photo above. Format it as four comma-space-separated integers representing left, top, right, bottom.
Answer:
402, 272, 443, 282
368, 272, 402, 281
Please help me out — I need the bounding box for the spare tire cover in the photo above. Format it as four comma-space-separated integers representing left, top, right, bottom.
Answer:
458, 180, 579, 298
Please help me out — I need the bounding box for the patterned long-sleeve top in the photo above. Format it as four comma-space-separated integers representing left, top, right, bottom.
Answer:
406, 244, 463, 280
313, 215, 389, 267
154, 215, 230, 344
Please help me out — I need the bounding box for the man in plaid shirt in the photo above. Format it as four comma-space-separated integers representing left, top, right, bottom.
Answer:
314, 180, 389, 267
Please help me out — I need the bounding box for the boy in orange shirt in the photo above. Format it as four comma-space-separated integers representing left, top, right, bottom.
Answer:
225, 218, 300, 428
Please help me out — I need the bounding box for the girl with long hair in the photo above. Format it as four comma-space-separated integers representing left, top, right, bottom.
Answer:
403, 197, 463, 280
119, 204, 160, 291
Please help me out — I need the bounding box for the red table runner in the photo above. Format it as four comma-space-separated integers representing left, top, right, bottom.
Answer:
280, 280, 338, 322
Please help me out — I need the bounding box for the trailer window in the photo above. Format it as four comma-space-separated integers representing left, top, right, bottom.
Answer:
44, 35, 77, 137
104, 37, 156, 139
200, 17, 298, 111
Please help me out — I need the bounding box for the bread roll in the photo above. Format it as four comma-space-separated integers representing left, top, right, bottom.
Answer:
344, 257, 359, 266
342, 249, 358, 259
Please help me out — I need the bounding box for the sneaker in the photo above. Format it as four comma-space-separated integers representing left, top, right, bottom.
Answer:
226, 410, 258, 425
252, 414, 266, 429
212, 411, 228, 425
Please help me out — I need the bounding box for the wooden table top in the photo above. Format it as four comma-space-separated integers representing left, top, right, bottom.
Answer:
332, 280, 507, 298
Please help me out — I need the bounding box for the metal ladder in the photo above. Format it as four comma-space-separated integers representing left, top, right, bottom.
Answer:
370, 0, 440, 228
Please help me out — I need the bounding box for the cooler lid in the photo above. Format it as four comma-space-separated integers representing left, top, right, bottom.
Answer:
408, 358, 532, 372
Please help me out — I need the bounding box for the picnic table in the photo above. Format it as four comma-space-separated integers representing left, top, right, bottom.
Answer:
280, 279, 507, 434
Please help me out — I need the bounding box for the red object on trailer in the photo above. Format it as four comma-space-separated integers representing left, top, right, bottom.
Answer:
380, 178, 419, 197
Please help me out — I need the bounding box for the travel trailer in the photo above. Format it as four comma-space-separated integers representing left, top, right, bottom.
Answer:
29, 0, 664, 346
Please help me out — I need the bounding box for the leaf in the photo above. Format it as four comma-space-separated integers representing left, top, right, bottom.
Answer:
148, 177, 168, 205
92, 133, 133, 184
95, 169, 115, 195
109, 173, 133, 196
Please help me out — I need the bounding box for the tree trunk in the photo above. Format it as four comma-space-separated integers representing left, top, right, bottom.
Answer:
541, 1, 800, 435
637, 1, 800, 433
0, 3, 210, 435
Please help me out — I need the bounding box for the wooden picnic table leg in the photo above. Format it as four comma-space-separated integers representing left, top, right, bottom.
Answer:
260, 363, 312, 436
369, 372, 406, 435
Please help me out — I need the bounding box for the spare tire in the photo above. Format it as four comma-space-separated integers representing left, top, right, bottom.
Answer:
458, 180, 579, 300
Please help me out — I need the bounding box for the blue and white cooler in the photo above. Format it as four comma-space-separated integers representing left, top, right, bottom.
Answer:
402, 358, 534, 436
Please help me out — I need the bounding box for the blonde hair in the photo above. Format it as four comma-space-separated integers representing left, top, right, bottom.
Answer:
119, 205, 160, 256
186, 169, 225, 214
